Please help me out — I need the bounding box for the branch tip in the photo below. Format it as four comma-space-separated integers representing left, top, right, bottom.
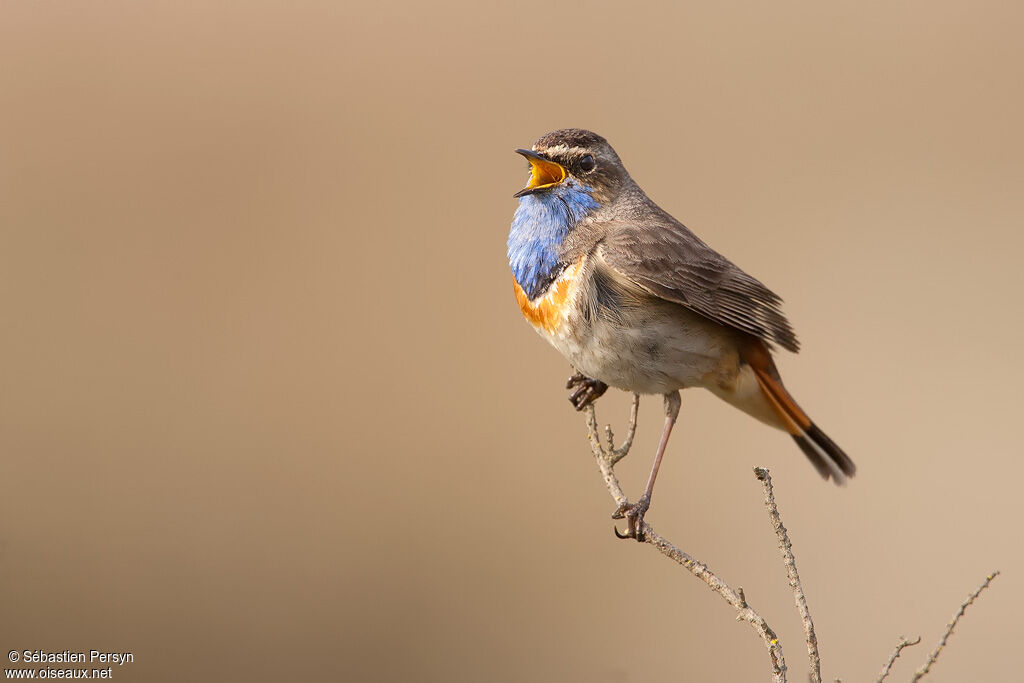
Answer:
876, 635, 921, 682
910, 570, 1000, 681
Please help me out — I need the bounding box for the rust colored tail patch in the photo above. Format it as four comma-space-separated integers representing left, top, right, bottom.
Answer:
741, 338, 856, 483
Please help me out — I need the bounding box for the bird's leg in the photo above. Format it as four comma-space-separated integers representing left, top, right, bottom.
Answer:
566, 371, 608, 411
613, 391, 681, 542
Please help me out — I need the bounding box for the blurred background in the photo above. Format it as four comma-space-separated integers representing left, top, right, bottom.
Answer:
2, 1, 1022, 680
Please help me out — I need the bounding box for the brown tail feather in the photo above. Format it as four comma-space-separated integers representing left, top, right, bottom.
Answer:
741, 339, 856, 484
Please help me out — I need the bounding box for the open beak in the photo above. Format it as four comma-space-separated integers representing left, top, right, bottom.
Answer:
513, 149, 567, 197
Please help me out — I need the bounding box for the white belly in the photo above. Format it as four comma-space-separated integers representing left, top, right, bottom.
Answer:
549, 298, 740, 394
520, 255, 744, 395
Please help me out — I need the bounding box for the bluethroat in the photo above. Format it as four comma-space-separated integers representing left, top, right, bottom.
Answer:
508, 129, 855, 540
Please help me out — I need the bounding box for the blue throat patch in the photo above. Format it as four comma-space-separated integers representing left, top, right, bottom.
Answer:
508, 181, 600, 300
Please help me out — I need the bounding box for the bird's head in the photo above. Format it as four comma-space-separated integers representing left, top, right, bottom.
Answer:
514, 129, 629, 205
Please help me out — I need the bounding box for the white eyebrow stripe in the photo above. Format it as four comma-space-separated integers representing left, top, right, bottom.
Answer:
531, 143, 588, 159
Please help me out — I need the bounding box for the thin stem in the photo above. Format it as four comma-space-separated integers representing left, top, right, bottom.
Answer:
754, 467, 821, 683
608, 393, 639, 465
910, 571, 1000, 681
875, 635, 920, 682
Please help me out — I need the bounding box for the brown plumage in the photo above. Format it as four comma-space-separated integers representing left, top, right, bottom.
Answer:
602, 217, 800, 352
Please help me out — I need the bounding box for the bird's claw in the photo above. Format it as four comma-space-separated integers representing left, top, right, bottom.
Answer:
612, 495, 650, 542
566, 372, 608, 411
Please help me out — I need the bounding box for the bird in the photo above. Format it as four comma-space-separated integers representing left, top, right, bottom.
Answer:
507, 128, 855, 541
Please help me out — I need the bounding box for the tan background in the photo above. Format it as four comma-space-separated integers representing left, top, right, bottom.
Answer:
2, 1, 1022, 681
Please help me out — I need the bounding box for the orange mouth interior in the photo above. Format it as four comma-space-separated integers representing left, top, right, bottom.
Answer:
524, 156, 566, 191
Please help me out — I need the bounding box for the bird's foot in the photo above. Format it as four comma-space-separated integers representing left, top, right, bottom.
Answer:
566, 372, 608, 411
612, 494, 650, 542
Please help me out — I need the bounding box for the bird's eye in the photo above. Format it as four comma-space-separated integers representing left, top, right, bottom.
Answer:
578, 154, 596, 173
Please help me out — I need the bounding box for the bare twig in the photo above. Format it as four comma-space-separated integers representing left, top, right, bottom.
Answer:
605, 393, 639, 465
581, 392, 1001, 683
910, 571, 1000, 681
875, 635, 920, 682
584, 397, 787, 683
754, 467, 821, 683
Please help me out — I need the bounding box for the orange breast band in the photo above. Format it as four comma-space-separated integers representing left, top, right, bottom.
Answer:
513, 259, 583, 334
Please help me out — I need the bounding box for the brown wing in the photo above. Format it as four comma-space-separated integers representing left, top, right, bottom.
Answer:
600, 215, 800, 352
